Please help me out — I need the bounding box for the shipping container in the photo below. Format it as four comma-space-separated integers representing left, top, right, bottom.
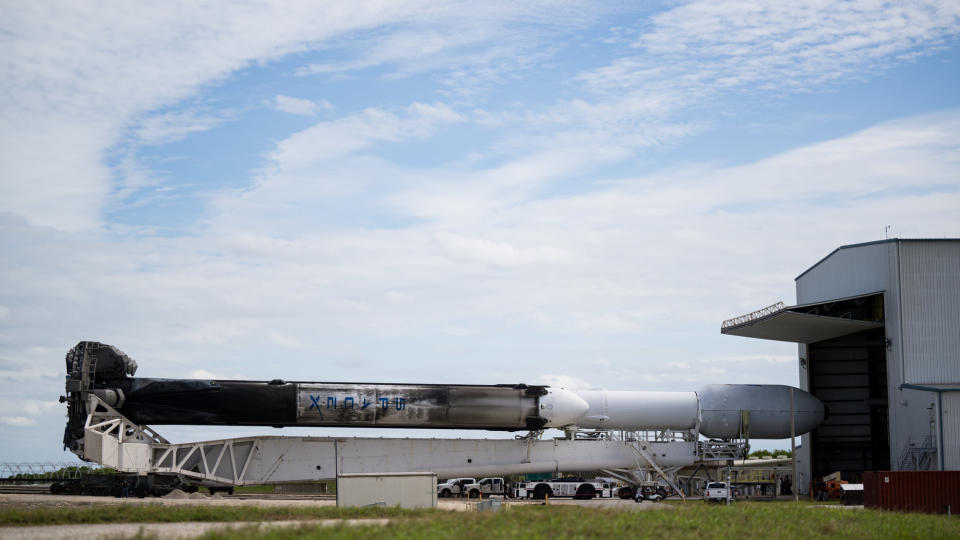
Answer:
863, 471, 960, 514
336, 472, 437, 509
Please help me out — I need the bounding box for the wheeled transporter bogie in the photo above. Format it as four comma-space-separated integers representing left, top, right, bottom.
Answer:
516, 478, 609, 500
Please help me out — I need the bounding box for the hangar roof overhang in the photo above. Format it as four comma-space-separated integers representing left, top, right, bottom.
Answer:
721, 293, 885, 344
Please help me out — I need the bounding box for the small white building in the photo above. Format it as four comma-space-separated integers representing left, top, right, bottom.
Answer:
723, 239, 960, 491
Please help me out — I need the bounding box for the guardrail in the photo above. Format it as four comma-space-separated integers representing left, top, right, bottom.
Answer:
721, 302, 785, 330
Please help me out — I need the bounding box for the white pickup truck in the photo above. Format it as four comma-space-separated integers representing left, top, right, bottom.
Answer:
703, 481, 732, 503
437, 477, 476, 498
437, 477, 507, 498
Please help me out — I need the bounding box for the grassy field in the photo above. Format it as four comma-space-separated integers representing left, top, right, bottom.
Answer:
0, 504, 421, 526
201, 503, 959, 540
2, 501, 957, 539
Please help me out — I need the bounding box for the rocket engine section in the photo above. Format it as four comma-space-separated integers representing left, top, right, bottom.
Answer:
73, 376, 565, 432
295, 384, 588, 429
61, 341, 824, 457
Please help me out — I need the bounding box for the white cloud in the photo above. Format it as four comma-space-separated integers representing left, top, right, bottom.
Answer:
273, 95, 332, 116
537, 374, 594, 389
1, 416, 34, 427
206, 102, 465, 234
581, 0, 960, 95
135, 110, 228, 145
4, 1, 952, 234
189, 369, 221, 379
714, 355, 795, 364
268, 102, 463, 167
3, 111, 956, 390
435, 232, 569, 268
292, 7, 600, 98
0, 111, 954, 460
0, 1, 593, 232
554, 0, 960, 163
0, 399, 61, 426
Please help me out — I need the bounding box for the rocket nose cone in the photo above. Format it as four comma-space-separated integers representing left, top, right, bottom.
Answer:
698, 384, 826, 439
540, 388, 589, 427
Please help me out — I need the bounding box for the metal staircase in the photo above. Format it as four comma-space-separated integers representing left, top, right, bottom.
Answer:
897, 436, 936, 471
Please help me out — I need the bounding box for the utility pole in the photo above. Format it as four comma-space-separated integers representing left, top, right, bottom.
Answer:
790, 387, 798, 502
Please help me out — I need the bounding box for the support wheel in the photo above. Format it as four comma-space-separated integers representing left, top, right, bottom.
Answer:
532, 484, 551, 500
575, 485, 596, 500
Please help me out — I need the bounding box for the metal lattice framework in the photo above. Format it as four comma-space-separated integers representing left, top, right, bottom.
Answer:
721, 301, 786, 330
697, 440, 747, 461
0, 462, 93, 484
152, 439, 259, 485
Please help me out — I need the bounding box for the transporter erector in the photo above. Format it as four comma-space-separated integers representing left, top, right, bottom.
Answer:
59, 342, 824, 491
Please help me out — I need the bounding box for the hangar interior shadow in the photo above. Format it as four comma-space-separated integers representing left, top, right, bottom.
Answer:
805, 294, 889, 479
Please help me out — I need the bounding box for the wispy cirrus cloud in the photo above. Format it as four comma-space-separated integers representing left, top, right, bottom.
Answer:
0, 1, 598, 232
273, 95, 333, 116
135, 110, 231, 146
580, 0, 960, 96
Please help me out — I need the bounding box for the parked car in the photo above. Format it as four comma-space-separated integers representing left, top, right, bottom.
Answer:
437, 477, 477, 498
703, 481, 733, 503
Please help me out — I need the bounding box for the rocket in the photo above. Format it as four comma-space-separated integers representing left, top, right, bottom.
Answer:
62, 342, 824, 452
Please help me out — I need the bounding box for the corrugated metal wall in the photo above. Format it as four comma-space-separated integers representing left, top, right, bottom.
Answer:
899, 241, 960, 384
863, 471, 960, 513
796, 241, 892, 304
943, 393, 960, 470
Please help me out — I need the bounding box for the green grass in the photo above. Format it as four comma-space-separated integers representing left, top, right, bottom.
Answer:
200, 503, 959, 540
233, 481, 335, 494
0, 504, 426, 526
3, 502, 957, 539
232, 485, 276, 494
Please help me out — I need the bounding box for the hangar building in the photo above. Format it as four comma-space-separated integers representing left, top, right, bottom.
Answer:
722, 239, 960, 490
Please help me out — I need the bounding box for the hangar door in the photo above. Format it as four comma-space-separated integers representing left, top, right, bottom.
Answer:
722, 293, 889, 478
807, 327, 890, 477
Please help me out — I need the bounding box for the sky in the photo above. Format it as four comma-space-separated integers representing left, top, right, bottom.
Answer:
1, 1, 959, 463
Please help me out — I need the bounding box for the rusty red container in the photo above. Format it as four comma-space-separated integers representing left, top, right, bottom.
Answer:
863, 471, 960, 514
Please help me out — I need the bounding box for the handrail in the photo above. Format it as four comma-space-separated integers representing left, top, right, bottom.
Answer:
722, 302, 786, 330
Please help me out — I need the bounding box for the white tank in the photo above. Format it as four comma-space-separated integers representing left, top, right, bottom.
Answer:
572, 390, 700, 431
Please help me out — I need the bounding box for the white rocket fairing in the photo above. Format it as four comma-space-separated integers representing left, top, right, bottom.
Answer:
565, 385, 824, 439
